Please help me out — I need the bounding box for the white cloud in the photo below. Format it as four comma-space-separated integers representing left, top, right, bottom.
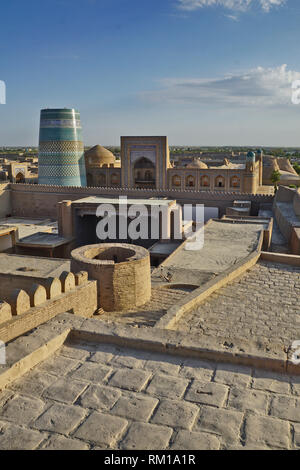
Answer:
139, 65, 300, 107
177, 0, 286, 13
224, 13, 239, 20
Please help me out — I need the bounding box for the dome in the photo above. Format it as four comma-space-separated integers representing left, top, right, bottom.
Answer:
186, 158, 208, 169
246, 151, 256, 162
85, 145, 116, 168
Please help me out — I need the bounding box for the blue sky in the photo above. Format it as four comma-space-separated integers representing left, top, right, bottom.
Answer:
0, 0, 300, 146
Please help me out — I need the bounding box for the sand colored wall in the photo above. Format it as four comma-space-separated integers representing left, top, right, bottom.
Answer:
0, 273, 62, 299
274, 185, 296, 203
0, 270, 97, 328
273, 186, 300, 254
291, 228, 300, 255
10, 183, 273, 220
0, 233, 14, 252
293, 190, 300, 217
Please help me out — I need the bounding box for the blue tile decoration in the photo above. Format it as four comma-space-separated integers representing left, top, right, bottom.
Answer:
38, 108, 87, 186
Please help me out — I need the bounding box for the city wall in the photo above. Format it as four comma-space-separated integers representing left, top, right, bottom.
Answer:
9, 183, 274, 219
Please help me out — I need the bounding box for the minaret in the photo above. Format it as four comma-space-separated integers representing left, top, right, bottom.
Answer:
243, 151, 257, 194
38, 108, 87, 186
257, 149, 263, 186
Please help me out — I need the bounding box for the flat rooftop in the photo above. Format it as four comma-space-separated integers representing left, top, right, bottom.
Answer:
154, 219, 265, 286
16, 232, 72, 248
0, 225, 17, 236
72, 196, 176, 207
0, 253, 70, 278
149, 241, 181, 256
0, 217, 58, 239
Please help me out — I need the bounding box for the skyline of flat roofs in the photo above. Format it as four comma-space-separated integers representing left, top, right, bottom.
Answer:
1, 145, 300, 149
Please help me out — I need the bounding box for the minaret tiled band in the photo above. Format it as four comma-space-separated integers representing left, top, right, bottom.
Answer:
38, 108, 87, 186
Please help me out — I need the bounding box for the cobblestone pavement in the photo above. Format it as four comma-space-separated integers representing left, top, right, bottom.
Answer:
174, 261, 300, 354
0, 339, 300, 450
97, 287, 187, 327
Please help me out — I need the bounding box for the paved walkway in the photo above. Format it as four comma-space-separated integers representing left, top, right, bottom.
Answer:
174, 261, 300, 356
0, 339, 299, 450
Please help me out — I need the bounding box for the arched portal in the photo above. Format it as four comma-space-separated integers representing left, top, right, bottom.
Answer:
133, 157, 155, 188
215, 175, 225, 188
15, 172, 25, 183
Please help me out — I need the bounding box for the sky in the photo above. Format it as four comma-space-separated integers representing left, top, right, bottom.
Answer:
0, 0, 300, 146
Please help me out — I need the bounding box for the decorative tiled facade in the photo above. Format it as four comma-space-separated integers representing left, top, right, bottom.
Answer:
86, 137, 262, 194
38, 108, 87, 187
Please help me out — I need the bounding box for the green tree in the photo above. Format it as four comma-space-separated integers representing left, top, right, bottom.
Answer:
271, 170, 281, 193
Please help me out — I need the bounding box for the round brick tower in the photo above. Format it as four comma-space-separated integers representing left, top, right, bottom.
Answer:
70, 243, 151, 311
38, 108, 87, 186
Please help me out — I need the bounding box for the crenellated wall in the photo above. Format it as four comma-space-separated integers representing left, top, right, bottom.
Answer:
9, 183, 274, 219
0, 269, 97, 342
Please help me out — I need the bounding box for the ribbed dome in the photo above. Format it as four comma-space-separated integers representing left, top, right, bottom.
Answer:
247, 151, 256, 160
186, 158, 208, 169
85, 145, 116, 168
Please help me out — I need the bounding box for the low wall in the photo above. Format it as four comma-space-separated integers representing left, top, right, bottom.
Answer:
0, 272, 59, 299
293, 190, 300, 217
0, 272, 97, 342
291, 228, 300, 255
156, 230, 264, 329
273, 186, 300, 254
274, 185, 297, 203
10, 183, 274, 219
260, 251, 300, 267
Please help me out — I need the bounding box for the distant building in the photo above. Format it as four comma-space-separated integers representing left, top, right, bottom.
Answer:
85, 137, 263, 194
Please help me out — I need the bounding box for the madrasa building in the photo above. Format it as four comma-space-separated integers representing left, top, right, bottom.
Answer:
84, 137, 263, 194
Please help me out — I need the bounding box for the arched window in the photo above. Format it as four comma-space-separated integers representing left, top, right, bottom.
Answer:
186, 175, 195, 187
172, 175, 181, 187
230, 175, 240, 188
215, 175, 225, 188
200, 175, 210, 187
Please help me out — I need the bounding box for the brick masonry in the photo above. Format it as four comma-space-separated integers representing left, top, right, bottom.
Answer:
0, 339, 299, 450
173, 261, 300, 356
71, 244, 151, 311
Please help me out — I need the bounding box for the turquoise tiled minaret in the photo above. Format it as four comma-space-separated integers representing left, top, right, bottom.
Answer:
38, 108, 87, 186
